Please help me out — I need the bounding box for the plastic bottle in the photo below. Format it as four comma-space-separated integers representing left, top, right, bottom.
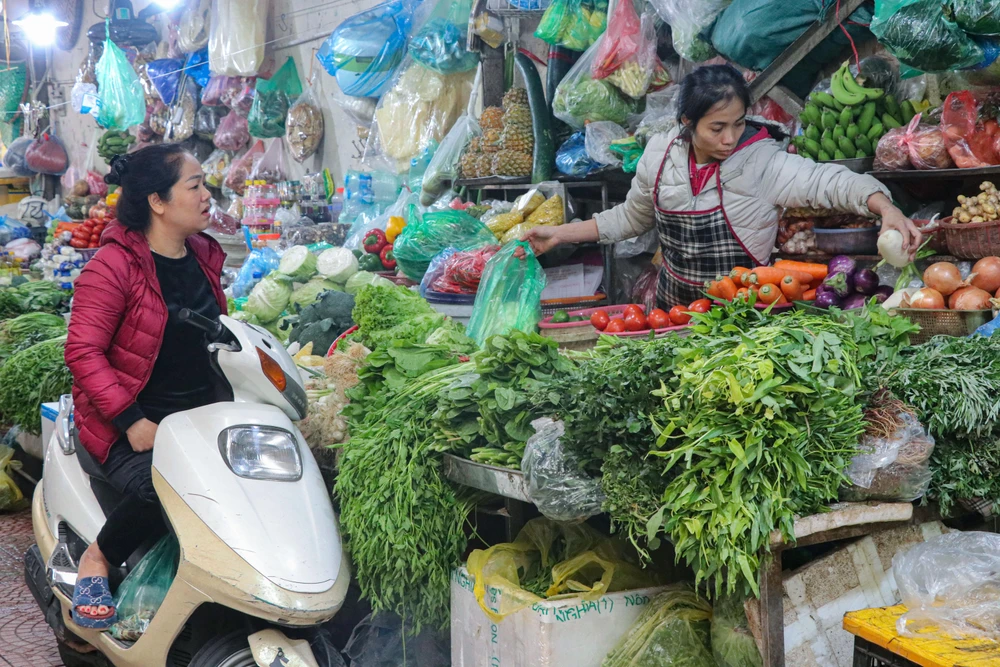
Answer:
329, 187, 344, 222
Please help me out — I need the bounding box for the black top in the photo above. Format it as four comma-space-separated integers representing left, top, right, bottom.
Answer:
113, 250, 221, 433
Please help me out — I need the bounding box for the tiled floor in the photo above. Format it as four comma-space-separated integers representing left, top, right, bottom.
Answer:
0, 510, 64, 667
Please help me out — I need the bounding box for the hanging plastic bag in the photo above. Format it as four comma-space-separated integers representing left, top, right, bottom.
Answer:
184, 48, 211, 88
553, 40, 639, 130
652, 0, 730, 62
555, 132, 601, 177
249, 139, 289, 183
229, 80, 256, 117
466, 517, 657, 623
202, 75, 235, 106
603, 586, 715, 667
409, 0, 479, 75
331, 87, 378, 128
394, 205, 496, 280
110, 534, 179, 641
163, 79, 198, 143
317, 0, 415, 98
3, 137, 34, 176
194, 105, 224, 142
208, 199, 241, 235
585, 121, 628, 166
592, 0, 657, 99
208, 0, 267, 76
466, 241, 547, 346
145, 58, 183, 105
941, 90, 1000, 168
95, 24, 146, 131
83, 132, 108, 197
25, 134, 69, 176
201, 148, 233, 189
521, 418, 605, 523
421, 115, 481, 206
535, 0, 609, 51
0, 443, 23, 511
0, 61, 26, 123
870, 0, 984, 72
953, 0, 1000, 35
224, 140, 265, 195
285, 77, 325, 163
177, 0, 211, 52
214, 110, 250, 151
249, 57, 303, 139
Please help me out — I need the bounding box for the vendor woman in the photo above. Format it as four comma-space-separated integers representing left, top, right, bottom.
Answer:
523, 64, 922, 306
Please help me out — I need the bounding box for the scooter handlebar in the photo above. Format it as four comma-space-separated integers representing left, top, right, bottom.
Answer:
178, 308, 226, 341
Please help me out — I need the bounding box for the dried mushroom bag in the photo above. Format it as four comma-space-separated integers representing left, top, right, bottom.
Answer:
285, 78, 325, 162
208, 0, 267, 76
249, 57, 303, 139
95, 25, 147, 131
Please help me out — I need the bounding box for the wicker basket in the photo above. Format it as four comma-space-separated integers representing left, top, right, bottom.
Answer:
889, 307, 992, 344
938, 216, 1000, 259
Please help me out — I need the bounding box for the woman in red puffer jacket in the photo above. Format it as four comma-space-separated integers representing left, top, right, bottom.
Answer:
63, 143, 226, 629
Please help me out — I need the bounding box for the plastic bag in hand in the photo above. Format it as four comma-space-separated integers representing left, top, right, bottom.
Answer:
429, 245, 500, 293
555, 132, 601, 177
249, 57, 303, 139
110, 535, 179, 641
870, 0, 984, 72
421, 115, 480, 206
553, 39, 638, 130
95, 26, 146, 131
521, 418, 605, 523
25, 134, 69, 176
467, 241, 547, 346
394, 205, 496, 280
408, 0, 479, 75
285, 78, 325, 162
214, 110, 250, 151
893, 532, 1000, 640
208, 0, 267, 76
651, 0, 729, 62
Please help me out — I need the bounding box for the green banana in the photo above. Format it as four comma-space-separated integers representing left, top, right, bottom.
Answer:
847, 124, 859, 140
857, 102, 877, 135
831, 65, 866, 106
884, 94, 901, 120
833, 98, 845, 112
818, 150, 832, 161
855, 134, 873, 156
839, 106, 853, 129
855, 149, 867, 159
868, 123, 884, 141
840, 63, 884, 101
838, 136, 857, 156
803, 138, 821, 158
833, 125, 846, 142
901, 100, 916, 124
822, 109, 838, 131
806, 124, 821, 141
801, 104, 822, 125
821, 136, 838, 156
810, 91, 838, 109
882, 113, 902, 130
834, 149, 847, 160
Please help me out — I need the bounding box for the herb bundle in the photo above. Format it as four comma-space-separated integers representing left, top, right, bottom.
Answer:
0, 337, 72, 434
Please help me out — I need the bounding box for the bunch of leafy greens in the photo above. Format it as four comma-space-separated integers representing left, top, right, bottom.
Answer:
0, 337, 72, 434
351, 283, 474, 353
711, 593, 764, 667
0, 313, 67, 364
0, 282, 70, 319
646, 303, 867, 597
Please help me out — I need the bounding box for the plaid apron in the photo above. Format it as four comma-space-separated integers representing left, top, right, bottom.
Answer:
652, 137, 760, 308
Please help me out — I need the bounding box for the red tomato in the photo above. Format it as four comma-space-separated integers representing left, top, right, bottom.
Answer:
605, 318, 626, 333
624, 311, 648, 331
622, 304, 644, 319
647, 308, 670, 329
669, 306, 692, 326
590, 310, 610, 331
688, 299, 712, 313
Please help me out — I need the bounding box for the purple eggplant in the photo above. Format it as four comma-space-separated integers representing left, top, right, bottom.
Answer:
814, 291, 842, 309
854, 268, 880, 296
827, 255, 857, 277
841, 293, 869, 310
873, 285, 894, 303
822, 271, 854, 298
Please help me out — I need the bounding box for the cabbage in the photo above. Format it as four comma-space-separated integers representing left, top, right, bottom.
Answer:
290, 276, 341, 313
262, 316, 293, 344
278, 245, 318, 282
317, 247, 359, 283
230, 310, 261, 326
246, 274, 293, 323
345, 271, 393, 295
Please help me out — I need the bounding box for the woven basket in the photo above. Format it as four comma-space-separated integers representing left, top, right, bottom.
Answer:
938, 216, 1000, 259
890, 307, 992, 344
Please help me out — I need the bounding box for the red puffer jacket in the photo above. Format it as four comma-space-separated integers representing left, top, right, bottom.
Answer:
65, 223, 227, 463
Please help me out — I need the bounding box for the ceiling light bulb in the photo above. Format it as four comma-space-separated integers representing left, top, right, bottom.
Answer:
155, 0, 183, 9
12, 13, 68, 47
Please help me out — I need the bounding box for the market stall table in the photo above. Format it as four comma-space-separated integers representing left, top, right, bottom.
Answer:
844, 605, 1000, 667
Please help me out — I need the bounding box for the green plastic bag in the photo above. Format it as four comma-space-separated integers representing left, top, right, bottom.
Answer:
535, 0, 608, 51
0, 62, 26, 123
467, 241, 546, 347
95, 22, 146, 131
393, 205, 496, 281
609, 136, 643, 173
952, 0, 1000, 35
110, 534, 179, 641
249, 57, 303, 139
870, 0, 984, 72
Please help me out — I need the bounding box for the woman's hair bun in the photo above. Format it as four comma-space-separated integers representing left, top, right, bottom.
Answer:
104, 153, 130, 186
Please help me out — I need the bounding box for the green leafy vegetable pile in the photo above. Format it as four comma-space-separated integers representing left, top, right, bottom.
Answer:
0, 337, 72, 434
0, 313, 67, 364
0, 282, 70, 320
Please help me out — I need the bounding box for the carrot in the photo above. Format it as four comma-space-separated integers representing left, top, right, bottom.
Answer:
802, 288, 817, 301
739, 270, 753, 287
776, 293, 789, 305
780, 275, 804, 301
749, 284, 760, 295
729, 267, 750, 283
706, 279, 724, 299
757, 283, 782, 304
781, 268, 816, 285
735, 287, 750, 300
748, 267, 788, 286
716, 276, 738, 301
774, 259, 828, 283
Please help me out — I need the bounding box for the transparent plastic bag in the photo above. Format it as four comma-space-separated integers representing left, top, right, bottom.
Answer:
286, 77, 325, 163
163, 80, 198, 143
224, 140, 265, 195
652, 0, 730, 62
466, 517, 657, 623
421, 115, 480, 206
876, 114, 953, 171
394, 205, 495, 280
317, 0, 415, 98
553, 40, 639, 130
711, 594, 763, 667
331, 88, 377, 128
419, 247, 459, 296
110, 534, 179, 641
409, 0, 479, 75
428, 245, 500, 294
177, 0, 211, 52
95, 26, 146, 131
25, 134, 69, 176
201, 148, 232, 189
202, 75, 236, 106
603, 585, 715, 667
345, 613, 449, 667
214, 110, 250, 151
941, 90, 1000, 168
249, 138, 289, 183
870, 0, 984, 72
233, 246, 281, 297
556, 132, 601, 177
592, 0, 656, 100
208, 0, 267, 76
521, 418, 605, 523
629, 263, 659, 310
585, 121, 628, 166
467, 241, 547, 346
249, 57, 303, 139
893, 531, 1000, 640
194, 105, 224, 141
1, 137, 31, 176
842, 404, 935, 502
208, 199, 240, 235
535, 0, 608, 51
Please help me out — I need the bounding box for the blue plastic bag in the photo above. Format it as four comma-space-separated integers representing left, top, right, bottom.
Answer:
556, 132, 601, 177
317, 0, 415, 98
973, 312, 1000, 337
233, 247, 281, 297
409, 0, 479, 74
146, 58, 183, 105
184, 48, 211, 88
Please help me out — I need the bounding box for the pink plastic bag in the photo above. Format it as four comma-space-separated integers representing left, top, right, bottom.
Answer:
229, 81, 255, 117
209, 200, 241, 234
876, 115, 954, 171
86, 170, 108, 197
214, 110, 250, 151
202, 75, 241, 106
25, 134, 69, 175
224, 140, 265, 195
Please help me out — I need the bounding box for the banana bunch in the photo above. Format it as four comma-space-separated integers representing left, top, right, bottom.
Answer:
793, 62, 915, 163
97, 129, 135, 164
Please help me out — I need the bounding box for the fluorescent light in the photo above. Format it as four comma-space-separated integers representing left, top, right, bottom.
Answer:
12, 12, 68, 47
155, 0, 183, 9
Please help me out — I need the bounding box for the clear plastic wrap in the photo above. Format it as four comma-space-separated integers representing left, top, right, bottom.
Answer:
651, 0, 730, 62
842, 405, 935, 503
585, 121, 628, 166
870, 0, 984, 72
194, 104, 224, 141
592, 0, 657, 100
249, 57, 303, 140
201, 148, 232, 189
162, 80, 197, 143
875, 126, 913, 171
177, 0, 211, 53
602, 586, 714, 667
521, 418, 605, 523
421, 115, 480, 206
556, 132, 602, 177
408, 0, 479, 75
208, 199, 240, 235
331, 87, 377, 128
630, 263, 659, 311
467, 241, 547, 346
95, 27, 146, 132
893, 531, 1000, 640
285, 77, 325, 163
214, 110, 250, 151
711, 594, 763, 667
428, 245, 500, 294
553, 40, 639, 130
224, 140, 265, 195
208, 0, 267, 77
249, 138, 289, 183
876, 115, 954, 171
110, 535, 178, 641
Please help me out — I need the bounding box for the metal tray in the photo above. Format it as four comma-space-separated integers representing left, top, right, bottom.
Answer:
442, 454, 531, 502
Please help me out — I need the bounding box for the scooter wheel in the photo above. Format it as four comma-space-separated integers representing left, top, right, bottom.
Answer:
188, 630, 256, 667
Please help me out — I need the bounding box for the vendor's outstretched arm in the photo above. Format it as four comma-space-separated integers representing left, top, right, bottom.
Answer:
522, 219, 599, 256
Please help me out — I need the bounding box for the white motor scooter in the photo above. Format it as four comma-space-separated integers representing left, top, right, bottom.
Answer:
25, 310, 350, 667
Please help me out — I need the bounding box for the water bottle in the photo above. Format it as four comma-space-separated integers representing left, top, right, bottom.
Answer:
329, 188, 344, 223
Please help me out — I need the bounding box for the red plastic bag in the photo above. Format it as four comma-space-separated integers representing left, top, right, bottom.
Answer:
224, 140, 265, 195
941, 91, 998, 168
591, 0, 657, 99
875, 115, 955, 171
214, 110, 250, 151
431, 246, 501, 293
25, 134, 69, 175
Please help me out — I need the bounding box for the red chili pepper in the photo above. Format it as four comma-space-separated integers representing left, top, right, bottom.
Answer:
363, 229, 388, 254
379, 244, 396, 271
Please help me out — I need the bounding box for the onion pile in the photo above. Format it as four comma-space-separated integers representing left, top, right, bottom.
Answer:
922, 262, 966, 296
906, 288, 945, 309
911, 259, 998, 310
970, 256, 1000, 295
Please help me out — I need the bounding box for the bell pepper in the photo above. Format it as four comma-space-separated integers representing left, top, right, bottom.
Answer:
363, 228, 388, 254
106, 192, 119, 208
385, 216, 406, 243
359, 253, 383, 272
380, 244, 396, 271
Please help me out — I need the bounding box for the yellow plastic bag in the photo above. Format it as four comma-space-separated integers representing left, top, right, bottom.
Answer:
467, 518, 657, 623
0, 444, 23, 510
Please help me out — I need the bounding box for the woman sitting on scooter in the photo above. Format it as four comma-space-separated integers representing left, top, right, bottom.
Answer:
64, 144, 227, 629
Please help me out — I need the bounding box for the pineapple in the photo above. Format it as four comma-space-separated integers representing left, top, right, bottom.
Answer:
475, 154, 495, 177
493, 150, 533, 178
502, 104, 532, 131
482, 128, 502, 153
468, 137, 482, 153
480, 106, 504, 131
500, 125, 534, 154
460, 151, 481, 178
503, 88, 528, 111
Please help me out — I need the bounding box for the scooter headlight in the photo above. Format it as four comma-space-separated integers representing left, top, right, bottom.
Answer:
218, 426, 302, 481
